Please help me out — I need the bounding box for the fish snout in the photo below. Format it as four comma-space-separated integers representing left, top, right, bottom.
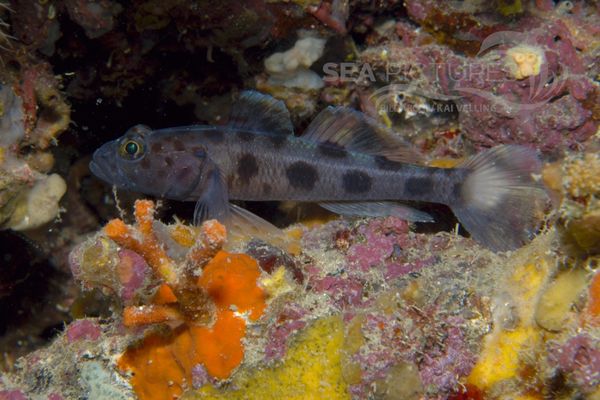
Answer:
89, 144, 119, 184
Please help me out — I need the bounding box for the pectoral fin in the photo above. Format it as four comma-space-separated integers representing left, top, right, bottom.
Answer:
193, 169, 230, 225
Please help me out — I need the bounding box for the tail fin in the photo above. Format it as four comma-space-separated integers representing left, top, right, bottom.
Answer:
451, 145, 548, 251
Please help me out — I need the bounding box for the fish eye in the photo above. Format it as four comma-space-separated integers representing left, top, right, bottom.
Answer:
119, 139, 144, 160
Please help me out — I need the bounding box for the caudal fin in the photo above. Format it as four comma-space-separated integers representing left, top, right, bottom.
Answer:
451, 145, 548, 251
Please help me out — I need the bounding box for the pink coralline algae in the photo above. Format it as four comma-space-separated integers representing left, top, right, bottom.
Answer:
69, 238, 154, 306
359, 2, 600, 155
347, 308, 477, 398
548, 334, 600, 393
0, 390, 27, 400
65, 319, 102, 343
116, 249, 152, 303
313, 276, 365, 309
264, 303, 308, 362
297, 217, 489, 398
347, 217, 409, 271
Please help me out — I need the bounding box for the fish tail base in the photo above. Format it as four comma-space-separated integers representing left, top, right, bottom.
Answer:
451, 145, 548, 251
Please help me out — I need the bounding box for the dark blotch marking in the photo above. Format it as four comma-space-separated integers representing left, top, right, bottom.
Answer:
157, 169, 167, 179
204, 129, 224, 143
405, 176, 432, 197
151, 142, 162, 153
268, 134, 287, 148
164, 157, 173, 167
286, 161, 318, 191
237, 131, 255, 142
193, 146, 207, 158
140, 158, 151, 170
318, 141, 348, 158
451, 181, 462, 202
375, 155, 404, 171
237, 153, 259, 184
342, 170, 372, 193
226, 174, 235, 187
263, 183, 272, 195
173, 139, 185, 151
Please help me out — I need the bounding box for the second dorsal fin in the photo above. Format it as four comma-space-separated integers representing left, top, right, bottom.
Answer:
228, 91, 294, 136
302, 106, 423, 164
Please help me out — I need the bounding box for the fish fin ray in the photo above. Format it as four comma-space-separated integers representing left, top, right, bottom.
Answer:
451, 145, 548, 251
228, 91, 294, 136
224, 204, 300, 253
192, 170, 230, 225
303, 107, 423, 164
319, 201, 434, 222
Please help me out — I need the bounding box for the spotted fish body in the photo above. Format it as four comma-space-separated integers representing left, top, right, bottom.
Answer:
91, 91, 547, 251
132, 127, 462, 205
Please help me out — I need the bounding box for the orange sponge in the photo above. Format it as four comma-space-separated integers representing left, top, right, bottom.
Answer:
117, 251, 266, 400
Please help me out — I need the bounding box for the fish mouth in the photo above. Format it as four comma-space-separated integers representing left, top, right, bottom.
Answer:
89, 144, 120, 184
89, 158, 106, 181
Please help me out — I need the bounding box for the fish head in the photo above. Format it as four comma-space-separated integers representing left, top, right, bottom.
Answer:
90, 125, 208, 200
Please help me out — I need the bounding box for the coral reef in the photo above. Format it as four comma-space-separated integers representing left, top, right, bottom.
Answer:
1, 1, 600, 400
3, 191, 600, 399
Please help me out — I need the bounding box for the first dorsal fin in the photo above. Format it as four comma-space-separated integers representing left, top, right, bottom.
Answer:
302, 106, 423, 164
228, 91, 294, 136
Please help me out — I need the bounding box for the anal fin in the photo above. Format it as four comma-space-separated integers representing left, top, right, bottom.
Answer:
319, 201, 434, 222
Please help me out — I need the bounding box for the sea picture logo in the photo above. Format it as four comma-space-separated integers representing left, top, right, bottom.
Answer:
323, 31, 564, 116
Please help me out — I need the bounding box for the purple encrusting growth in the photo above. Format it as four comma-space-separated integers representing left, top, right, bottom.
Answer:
69, 238, 154, 305
347, 309, 476, 398
263, 303, 308, 362
362, 4, 600, 155
192, 364, 211, 389
547, 334, 600, 393
0, 390, 27, 400
66, 320, 102, 343
269, 217, 486, 398
346, 218, 408, 272
117, 249, 151, 303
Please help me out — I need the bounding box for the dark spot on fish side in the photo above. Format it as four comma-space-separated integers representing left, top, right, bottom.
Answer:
204, 129, 224, 143
263, 183, 272, 195
175, 166, 193, 182
193, 146, 207, 158
157, 169, 167, 179
226, 174, 235, 187
318, 141, 348, 158
237, 131, 255, 142
269, 134, 287, 148
342, 170, 372, 193
375, 155, 404, 171
173, 139, 185, 151
165, 157, 173, 167
286, 161, 318, 191
140, 158, 151, 170
151, 142, 162, 153
237, 153, 259, 184
452, 181, 463, 202
405, 177, 432, 197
